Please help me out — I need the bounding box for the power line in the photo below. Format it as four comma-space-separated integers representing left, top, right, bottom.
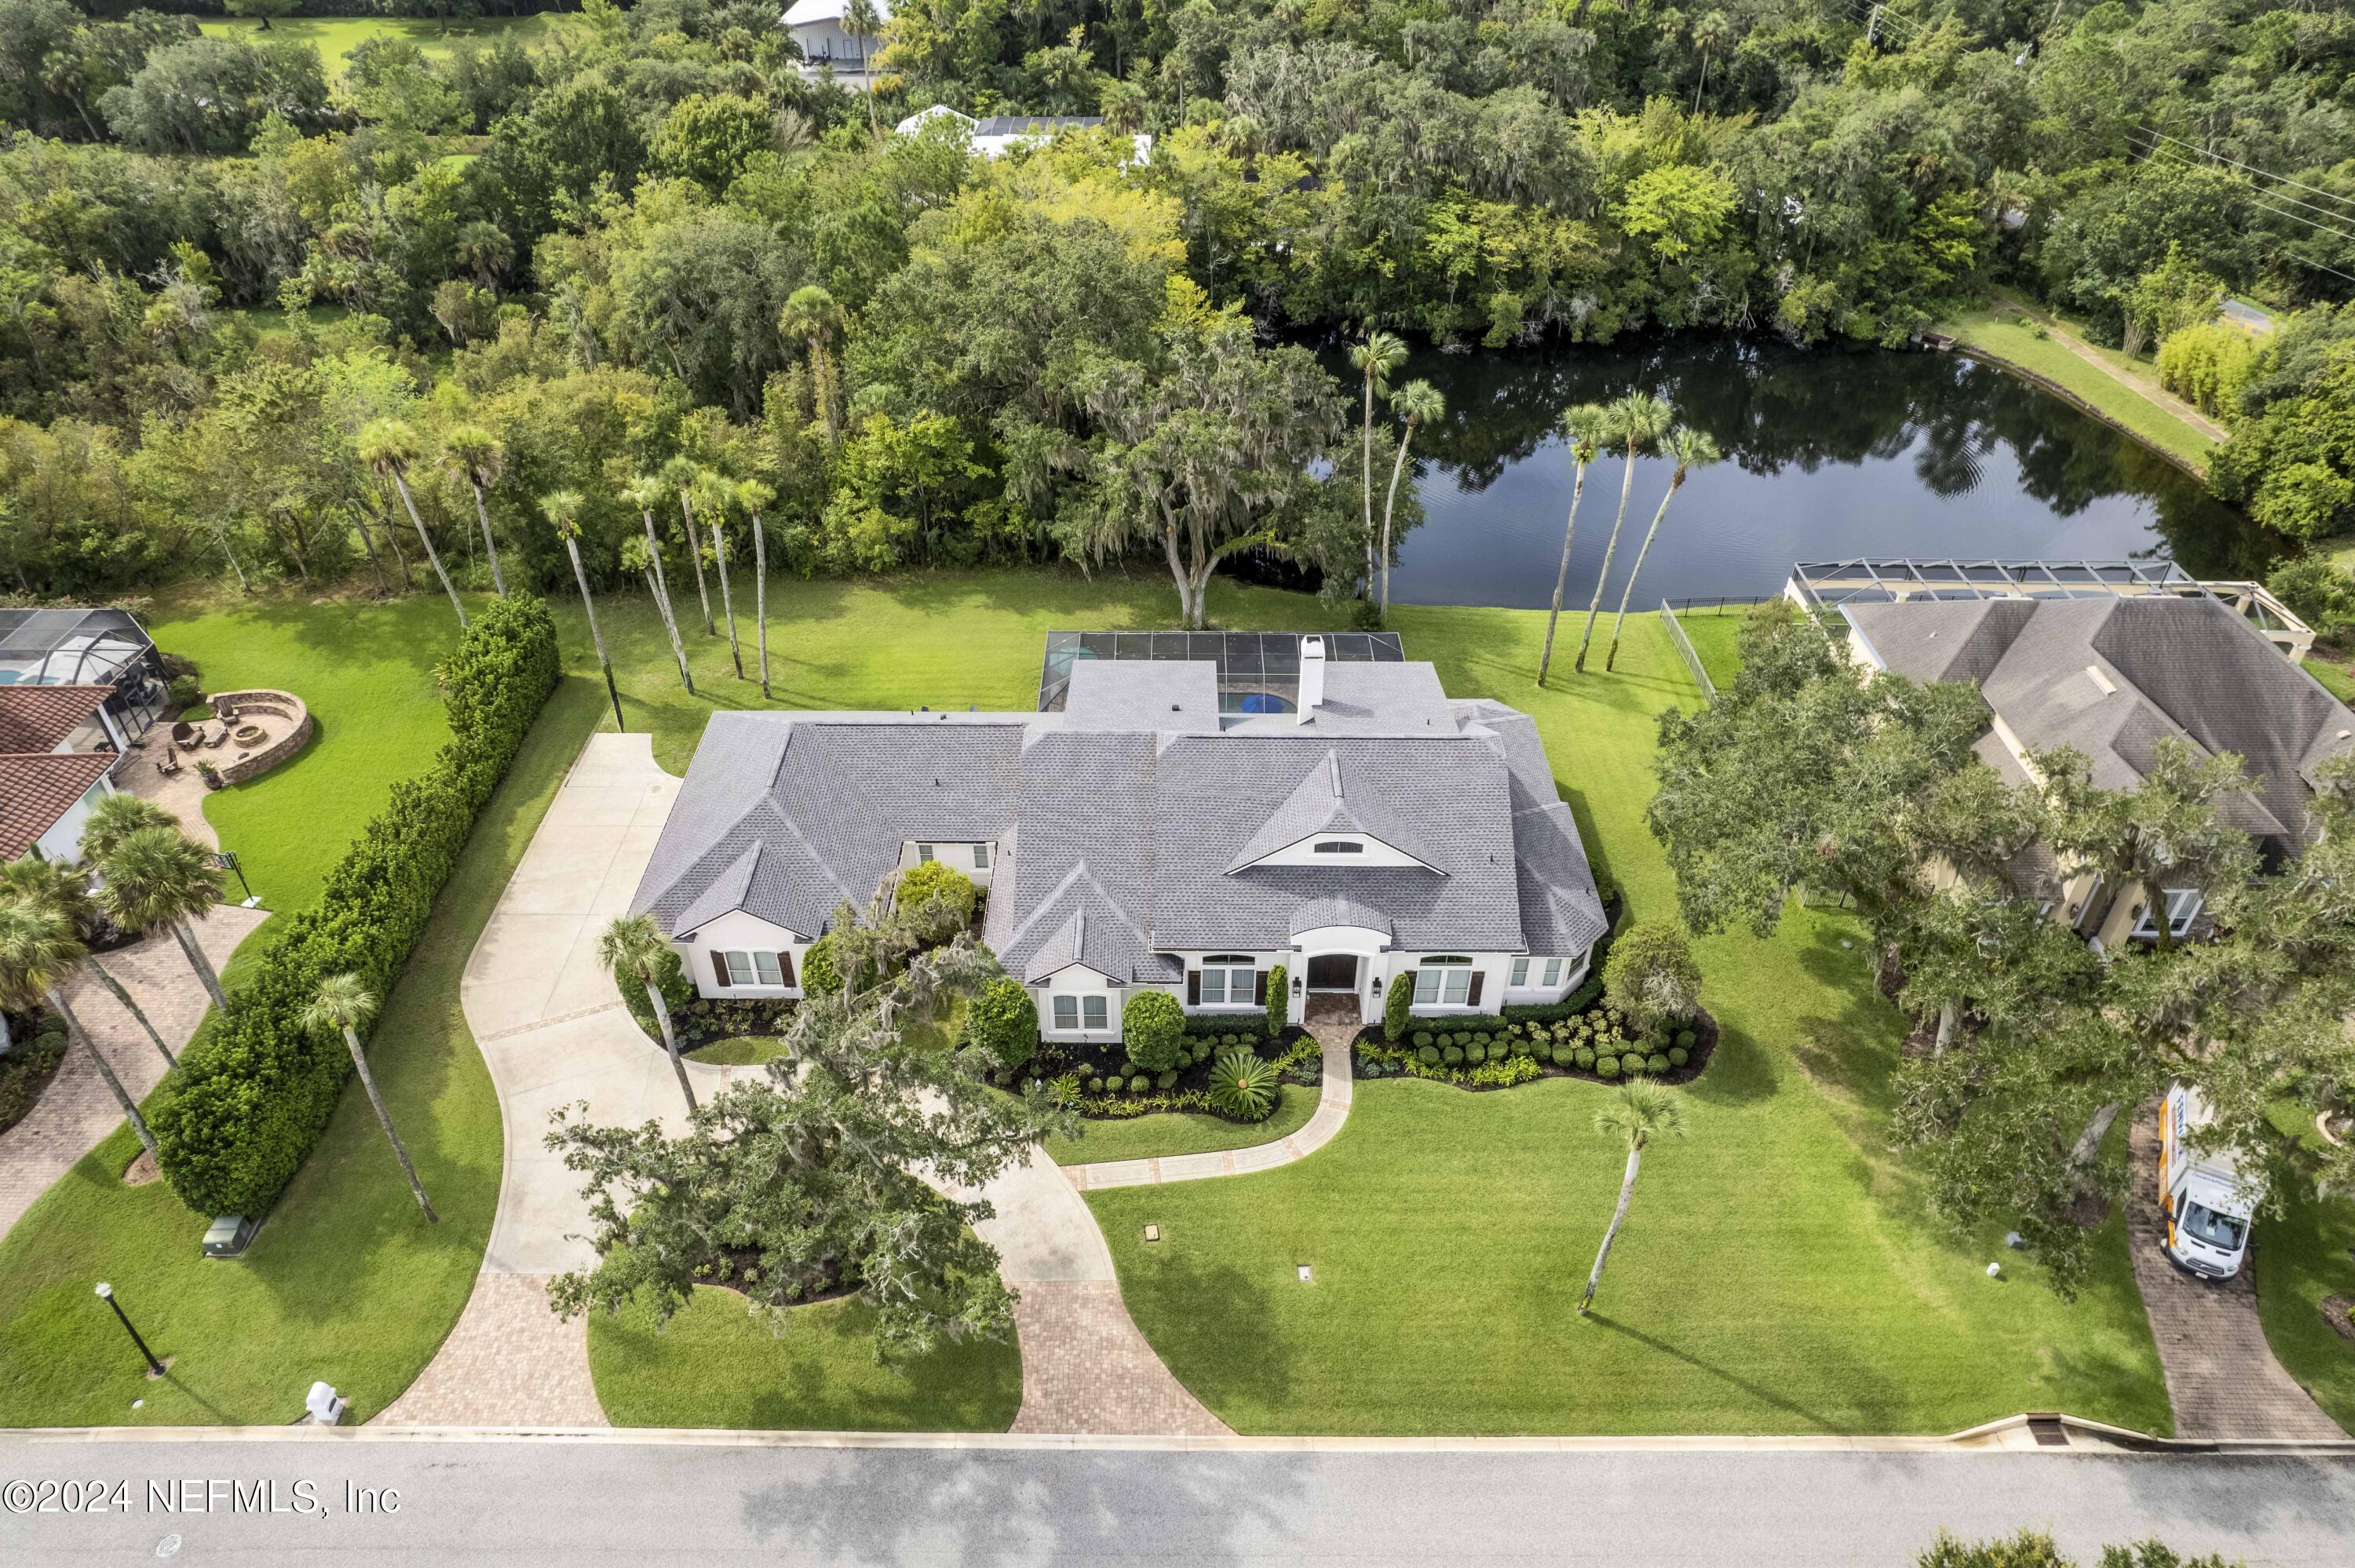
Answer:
2134, 126, 2355, 218
2131, 136, 2355, 250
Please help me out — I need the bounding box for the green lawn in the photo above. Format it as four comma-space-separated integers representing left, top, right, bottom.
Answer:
195, 14, 585, 77
2255, 1178, 2355, 1435
1946, 305, 2218, 473
2304, 653, 2355, 705
144, 592, 462, 917
0, 665, 607, 1426
686, 1035, 790, 1067
1085, 602, 2172, 1436
1666, 605, 1750, 695
1046, 1083, 1321, 1166
589, 1285, 1023, 1431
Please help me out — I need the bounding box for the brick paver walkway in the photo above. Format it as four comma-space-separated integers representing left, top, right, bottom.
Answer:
2124, 1113, 2345, 1439
1008, 1281, 1229, 1436
375, 1273, 606, 1428
0, 906, 267, 1239
1068, 1017, 1356, 1191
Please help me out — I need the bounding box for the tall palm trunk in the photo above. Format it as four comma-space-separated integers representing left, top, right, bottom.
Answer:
752, 509, 772, 699
639, 508, 695, 695
86, 957, 174, 1069
643, 972, 696, 1114
1603, 473, 1688, 672
712, 521, 744, 680
1576, 1140, 1645, 1317
678, 493, 715, 634
1573, 444, 1641, 673
1360, 373, 1376, 594
470, 483, 507, 596
1378, 420, 1421, 622
391, 470, 466, 631
343, 1026, 436, 1222
562, 535, 619, 717
169, 917, 228, 1012
50, 986, 158, 1161
1536, 454, 1593, 687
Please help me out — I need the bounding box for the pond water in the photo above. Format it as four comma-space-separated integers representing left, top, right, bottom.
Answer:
1351, 336, 2263, 610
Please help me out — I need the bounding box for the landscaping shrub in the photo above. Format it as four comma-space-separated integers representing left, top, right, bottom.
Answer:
1648, 1052, 1670, 1074
1382, 972, 1413, 1042
1575, 1046, 1596, 1069
1156, 1070, 1178, 1090
1417, 1045, 1440, 1066
1123, 990, 1186, 1074
966, 976, 1038, 1071
1668, 1045, 1689, 1067
894, 859, 978, 937
1442, 1045, 1464, 1066
1127, 1074, 1148, 1093
0, 1014, 69, 1134
800, 933, 842, 995
1620, 1052, 1647, 1077
1465, 1042, 1486, 1065
1597, 1055, 1620, 1078
1676, 1028, 1698, 1050
1207, 1048, 1279, 1119
1087, 1076, 1105, 1093
1264, 962, 1287, 1037
151, 594, 562, 1218
1551, 1045, 1573, 1067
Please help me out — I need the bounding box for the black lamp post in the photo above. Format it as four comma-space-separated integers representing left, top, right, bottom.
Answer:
94, 1282, 166, 1378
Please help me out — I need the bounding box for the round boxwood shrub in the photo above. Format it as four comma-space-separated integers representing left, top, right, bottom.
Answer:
1575, 1046, 1597, 1069
1676, 1028, 1698, 1049
1648, 1052, 1670, 1074
1465, 1043, 1487, 1065
1122, 990, 1187, 1074
1221, 1033, 1240, 1048
1127, 1074, 1149, 1093
1442, 1045, 1465, 1066
1156, 1070, 1178, 1090
1597, 1055, 1621, 1078
1620, 1052, 1647, 1076
1412, 1030, 1433, 1049
1417, 1045, 1440, 1065
1551, 1045, 1574, 1067
1667, 1045, 1689, 1067
1087, 1076, 1104, 1093
967, 976, 1039, 1072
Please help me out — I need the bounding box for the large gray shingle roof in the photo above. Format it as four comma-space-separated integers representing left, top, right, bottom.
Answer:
637, 652, 1607, 969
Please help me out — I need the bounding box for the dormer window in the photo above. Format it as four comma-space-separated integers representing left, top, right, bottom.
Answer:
1313, 840, 1363, 854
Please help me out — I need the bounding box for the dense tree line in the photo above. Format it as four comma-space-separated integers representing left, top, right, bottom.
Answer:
1, 0, 2350, 611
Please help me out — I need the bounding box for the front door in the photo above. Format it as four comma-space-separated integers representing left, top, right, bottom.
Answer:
1305, 954, 1359, 991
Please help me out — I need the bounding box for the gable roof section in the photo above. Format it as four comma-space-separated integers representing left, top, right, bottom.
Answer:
0, 684, 112, 753
0, 752, 113, 860
1456, 700, 1609, 957
1220, 749, 1441, 873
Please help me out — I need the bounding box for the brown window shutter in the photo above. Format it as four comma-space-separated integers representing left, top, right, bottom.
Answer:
1187, 971, 1201, 1005
1466, 971, 1484, 1007
712, 952, 731, 989
778, 950, 795, 986
1254, 971, 1269, 1005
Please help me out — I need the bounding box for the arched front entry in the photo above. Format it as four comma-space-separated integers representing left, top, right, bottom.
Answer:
1288, 922, 1390, 1026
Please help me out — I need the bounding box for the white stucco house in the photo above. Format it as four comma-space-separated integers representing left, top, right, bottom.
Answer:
632, 633, 1607, 1048
893, 104, 1152, 163
780, 0, 889, 85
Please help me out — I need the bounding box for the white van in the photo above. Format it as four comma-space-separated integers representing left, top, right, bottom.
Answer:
2159, 1084, 2261, 1279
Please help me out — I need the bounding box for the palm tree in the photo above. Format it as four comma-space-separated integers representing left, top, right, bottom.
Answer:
1378, 379, 1444, 623
661, 455, 717, 636
698, 472, 745, 681
1537, 403, 1614, 687
622, 473, 692, 695
92, 825, 228, 1013
1577, 1078, 1687, 1318
1604, 426, 1724, 672
738, 478, 779, 698
779, 286, 842, 448
4, 856, 174, 1070
598, 913, 696, 1114
358, 418, 466, 631
542, 490, 624, 731
440, 424, 509, 597
1348, 330, 1409, 596
78, 793, 177, 863
1572, 391, 1671, 674
844, 0, 883, 134
298, 973, 436, 1223
0, 896, 159, 1162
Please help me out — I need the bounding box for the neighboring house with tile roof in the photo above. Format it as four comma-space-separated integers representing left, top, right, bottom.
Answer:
1839, 593, 2355, 948
633, 636, 1607, 1045
0, 683, 124, 862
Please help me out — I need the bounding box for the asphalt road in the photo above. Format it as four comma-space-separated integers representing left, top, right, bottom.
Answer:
4, 1439, 2353, 1566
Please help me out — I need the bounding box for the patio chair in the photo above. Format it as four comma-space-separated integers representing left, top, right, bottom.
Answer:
156, 746, 180, 777
204, 722, 231, 749
170, 720, 199, 749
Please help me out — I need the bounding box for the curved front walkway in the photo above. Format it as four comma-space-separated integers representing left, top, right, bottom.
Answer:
1065, 1023, 1356, 1191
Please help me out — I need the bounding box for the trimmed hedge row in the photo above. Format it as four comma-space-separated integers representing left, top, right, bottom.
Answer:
152, 595, 562, 1218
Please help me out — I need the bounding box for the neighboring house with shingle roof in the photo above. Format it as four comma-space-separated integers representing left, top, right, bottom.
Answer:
0, 683, 124, 862
633, 636, 1607, 1045
1841, 593, 2355, 948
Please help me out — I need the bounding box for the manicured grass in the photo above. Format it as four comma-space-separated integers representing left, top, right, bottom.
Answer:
687, 1035, 790, 1067
144, 591, 465, 917
1086, 602, 2172, 1435
195, 14, 585, 77
0, 669, 607, 1426
2304, 653, 2355, 705
589, 1285, 1023, 1431
1947, 306, 2218, 473
1666, 605, 1749, 695
2254, 1176, 2355, 1435
1046, 1082, 1321, 1166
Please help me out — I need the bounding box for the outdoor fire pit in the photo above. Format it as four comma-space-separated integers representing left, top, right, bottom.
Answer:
232, 723, 266, 746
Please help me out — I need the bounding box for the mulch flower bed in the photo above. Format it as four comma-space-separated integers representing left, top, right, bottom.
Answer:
1353, 1005, 1720, 1091
1030, 1027, 1320, 1121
